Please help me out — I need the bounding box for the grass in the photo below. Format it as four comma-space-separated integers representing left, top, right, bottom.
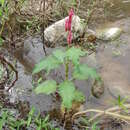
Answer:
0, 106, 59, 130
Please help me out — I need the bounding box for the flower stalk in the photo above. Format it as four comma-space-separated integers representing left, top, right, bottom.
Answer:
65, 9, 74, 80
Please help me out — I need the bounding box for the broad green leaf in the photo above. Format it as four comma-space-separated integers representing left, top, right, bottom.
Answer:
35, 80, 57, 95
33, 56, 61, 74
66, 47, 86, 65
58, 81, 75, 109
74, 91, 85, 102
73, 64, 99, 80
53, 49, 65, 63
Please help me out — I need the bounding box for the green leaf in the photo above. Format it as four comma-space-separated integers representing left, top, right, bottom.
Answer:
0, 0, 5, 7
116, 95, 128, 113
53, 49, 65, 63
27, 106, 35, 127
0, 9, 2, 17
58, 81, 76, 109
0, 37, 3, 46
73, 64, 99, 80
33, 56, 61, 74
92, 122, 100, 130
74, 91, 85, 102
43, 115, 49, 123
66, 47, 86, 65
35, 80, 57, 95
0, 111, 8, 130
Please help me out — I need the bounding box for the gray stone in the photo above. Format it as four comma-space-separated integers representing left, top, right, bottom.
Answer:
108, 82, 130, 102
44, 15, 84, 46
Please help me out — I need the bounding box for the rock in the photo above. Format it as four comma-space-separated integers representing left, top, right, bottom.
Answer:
22, 36, 45, 72
98, 51, 130, 102
79, 52, 104, 98
84, 27, 122, 42
91, 80, 104, 98
86, 53, 97, 68
95, 27, 122, 41
44, 15, 84, 46
108, 82, 130, 102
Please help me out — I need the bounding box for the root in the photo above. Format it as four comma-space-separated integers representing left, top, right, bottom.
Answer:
0, 55, 18, 91
72, 104, 130, 123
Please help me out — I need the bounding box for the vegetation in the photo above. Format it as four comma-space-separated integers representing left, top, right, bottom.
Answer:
0, 0, 8, 45
33, 46, 100, 110
33, 9, 100, 111
0, 106, 59, 130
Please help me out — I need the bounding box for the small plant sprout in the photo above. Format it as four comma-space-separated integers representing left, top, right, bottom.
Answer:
33, 9, 100, 112
114, 95, 128, 113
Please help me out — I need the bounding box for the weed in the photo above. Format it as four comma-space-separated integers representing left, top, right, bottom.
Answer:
80, 117, 100, 130
0, 106, 59, 130
114, 95, 128, 113
0, 0, 8, 44
33, 46, 100, 110
33, 9, 100, 113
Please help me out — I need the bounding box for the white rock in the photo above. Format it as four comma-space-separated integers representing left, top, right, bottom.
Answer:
96, 27, 122, 41
44, 15, 84, 45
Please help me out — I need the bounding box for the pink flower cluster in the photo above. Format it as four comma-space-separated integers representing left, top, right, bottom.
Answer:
65, 9, 74, 44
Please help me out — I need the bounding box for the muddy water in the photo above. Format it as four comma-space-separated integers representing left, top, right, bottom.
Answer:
96, 0, 130, 100
4, 0, 130, 129
101, 0, 130, 21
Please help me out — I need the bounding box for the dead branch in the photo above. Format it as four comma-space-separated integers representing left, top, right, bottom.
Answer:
0, 55, 18, 91
72, 104, 130, 123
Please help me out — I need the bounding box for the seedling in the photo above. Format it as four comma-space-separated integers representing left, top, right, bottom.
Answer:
114, 95, 128, 113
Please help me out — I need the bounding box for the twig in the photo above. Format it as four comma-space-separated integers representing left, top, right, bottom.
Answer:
89, 104, 130, 122
42, 0, 47, 56
72, 104, 130, 122
0, 55, 18, 91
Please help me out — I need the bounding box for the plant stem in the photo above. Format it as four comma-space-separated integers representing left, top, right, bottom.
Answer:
0, 20, 5, 37
65, 58, 69, 80
65, 45, 70, 80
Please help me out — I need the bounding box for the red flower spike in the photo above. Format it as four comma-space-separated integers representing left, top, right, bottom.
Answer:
68, 9, 74, 31
65, 18, 69, 32
65, 9, 74, 44
67, 31, 72, 44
